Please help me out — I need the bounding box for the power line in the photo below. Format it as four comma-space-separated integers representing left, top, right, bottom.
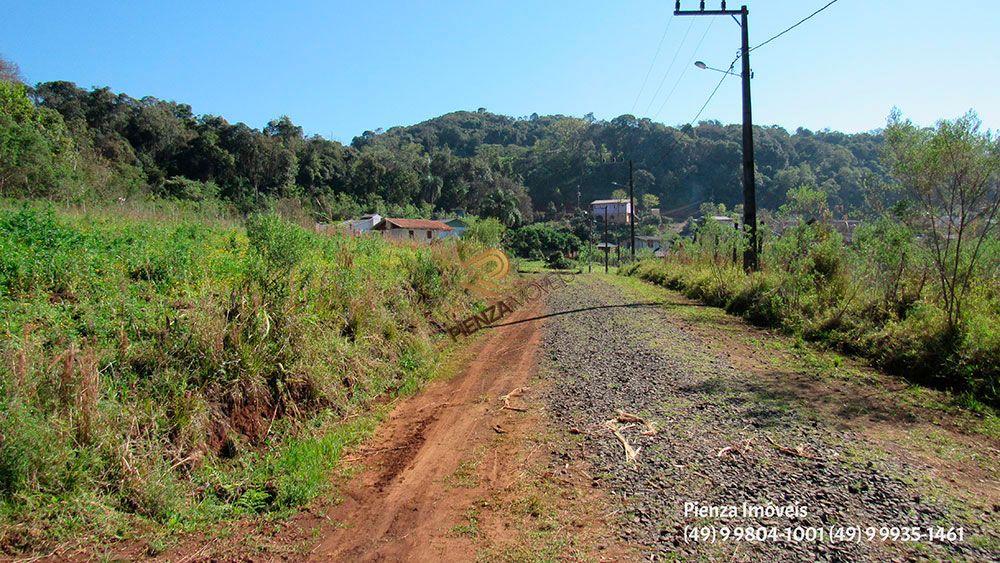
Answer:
630, 13, 675, 114
643, 18, 696, 115
750, 0, 842, 52
690, 57, 737, 124
653, 18, 716, 120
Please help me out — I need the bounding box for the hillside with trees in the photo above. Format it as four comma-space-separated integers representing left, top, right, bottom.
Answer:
2, 58, 886, 224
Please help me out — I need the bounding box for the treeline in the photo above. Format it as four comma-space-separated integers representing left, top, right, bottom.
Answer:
2, 58, 889, 223
362, 110, 888, 218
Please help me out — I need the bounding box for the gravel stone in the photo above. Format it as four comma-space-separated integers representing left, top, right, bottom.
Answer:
540, 277, 996, 561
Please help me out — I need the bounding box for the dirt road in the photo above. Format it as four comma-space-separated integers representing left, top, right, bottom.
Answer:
308, 297, 545, 560
135, 273, 996, 561
294, 293, 624, 561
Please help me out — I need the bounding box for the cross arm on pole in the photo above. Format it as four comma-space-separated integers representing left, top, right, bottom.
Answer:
674, 1, 743, 17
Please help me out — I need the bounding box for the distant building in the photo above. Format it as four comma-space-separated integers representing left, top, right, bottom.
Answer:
590, 199, 633, 224
708, 215, 737, 227
342, 213, 382, 235
373, 218, 453, 243
635, 235, 662, 252
443, 217, 469, 238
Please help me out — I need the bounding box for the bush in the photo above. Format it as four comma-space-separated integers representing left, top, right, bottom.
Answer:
505, 222, 581, 259
0, 203, 474, 552
623, 216, 999, 406
546, 251, 573, 270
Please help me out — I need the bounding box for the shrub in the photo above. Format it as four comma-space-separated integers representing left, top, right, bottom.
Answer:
623, 216, 999, 406
0, 203, 473, 551
546, 251, 573, 270
505, 222, 581, 260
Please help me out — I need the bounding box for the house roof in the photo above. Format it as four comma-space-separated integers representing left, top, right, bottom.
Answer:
591, 199, 630, 205
444, 218, 468, 227
375, 218, 453, 231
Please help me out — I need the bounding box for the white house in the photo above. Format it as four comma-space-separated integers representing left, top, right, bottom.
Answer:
591, 199, 633, 224
373, 218, 453, 243
345, 213, 382, 235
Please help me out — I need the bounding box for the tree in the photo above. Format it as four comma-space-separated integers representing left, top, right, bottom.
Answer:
462, 216, 506, 247
780, 185, 830, 222
885, 110, 1000, 333
641, 193, 660, 210
611, 188, 627, 200
505, 223, 581, 259
479, 188, 524, 228
0, 55, 22, 83
0, 80, 76, 196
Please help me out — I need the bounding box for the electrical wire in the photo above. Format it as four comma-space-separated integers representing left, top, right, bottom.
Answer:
630, 13, 675, 114
750, 0, 841, 52
689, 58, 736, 124
653, 18, 716, 120
642, 18, 696, 116
635, 1, 842, 215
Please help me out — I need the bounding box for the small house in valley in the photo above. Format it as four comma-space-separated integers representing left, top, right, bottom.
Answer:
443, 217, 469, 238
635, 235, 662, 252
590, 199, 633, 224
373, 218, 453, 243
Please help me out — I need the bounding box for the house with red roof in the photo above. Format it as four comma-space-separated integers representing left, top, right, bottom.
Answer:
372, 218, 453, 243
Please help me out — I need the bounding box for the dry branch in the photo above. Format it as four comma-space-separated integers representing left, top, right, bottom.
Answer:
500, 386, 529, 412
604, 420, 641, 464
616, 409, 657, 436
764, 435, 819, 460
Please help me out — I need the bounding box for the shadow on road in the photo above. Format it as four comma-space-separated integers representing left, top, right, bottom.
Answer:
489, 301, 669, 328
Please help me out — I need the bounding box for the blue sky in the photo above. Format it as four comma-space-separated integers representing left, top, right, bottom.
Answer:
3, 1, 998, 143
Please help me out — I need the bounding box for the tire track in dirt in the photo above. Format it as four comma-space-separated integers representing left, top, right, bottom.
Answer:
306, 297, 547, 561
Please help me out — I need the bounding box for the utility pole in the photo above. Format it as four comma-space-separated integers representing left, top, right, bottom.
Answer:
604, 205, 609, 274
674, 1, 758, 271
629, 159, 636, 261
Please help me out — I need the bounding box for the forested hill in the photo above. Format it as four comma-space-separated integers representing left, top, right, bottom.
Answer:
5, 74, 887, 223
357, 110, 887, 218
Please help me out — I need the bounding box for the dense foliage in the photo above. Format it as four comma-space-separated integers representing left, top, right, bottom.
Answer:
2, 62, 888, 222
0, 203, 476, 552
505, 222, 582, 261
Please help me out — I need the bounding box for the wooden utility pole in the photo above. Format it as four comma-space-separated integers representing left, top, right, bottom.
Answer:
674, 1, 759, 271
603, 205, 609, 273
629, 159, 636, 260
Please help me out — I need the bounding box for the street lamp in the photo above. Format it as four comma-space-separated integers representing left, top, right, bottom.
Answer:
694, 61, 742, 77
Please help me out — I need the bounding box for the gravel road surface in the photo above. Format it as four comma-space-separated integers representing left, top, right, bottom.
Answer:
541, 276, 995, 561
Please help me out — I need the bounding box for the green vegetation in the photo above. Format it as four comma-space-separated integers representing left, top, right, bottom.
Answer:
505, 222, 581, 261
624, 112, 999, 407
0, 203, 475, 553
4, 53, 888, 225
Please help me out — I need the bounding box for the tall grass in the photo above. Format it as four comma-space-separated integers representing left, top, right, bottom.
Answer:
0, 201, 474, 553
622, 218, 999, 407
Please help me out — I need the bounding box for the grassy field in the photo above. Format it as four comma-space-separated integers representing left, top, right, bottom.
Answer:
0, 201, 478, 554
